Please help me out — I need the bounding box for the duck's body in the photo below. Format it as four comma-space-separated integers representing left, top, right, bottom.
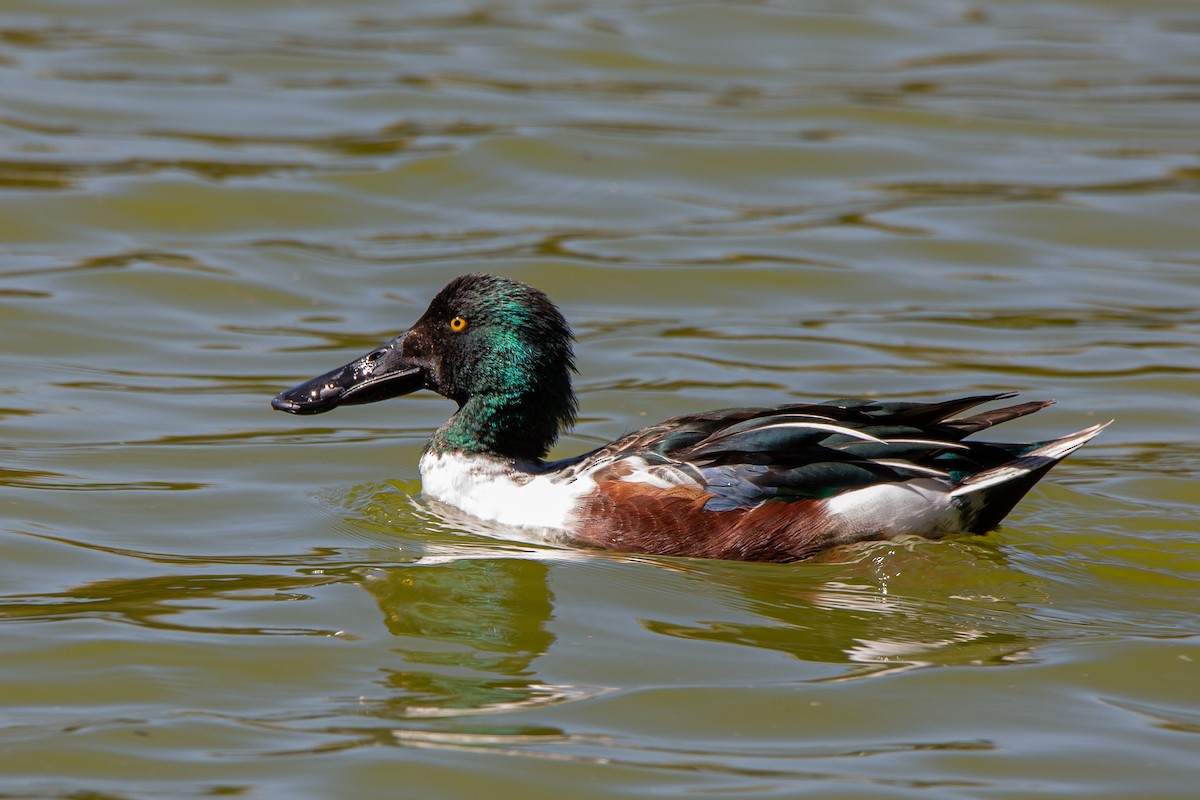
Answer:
273, 274, 1107, 562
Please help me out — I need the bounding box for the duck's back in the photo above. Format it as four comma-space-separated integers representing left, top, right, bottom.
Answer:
570, 393, 1107, 561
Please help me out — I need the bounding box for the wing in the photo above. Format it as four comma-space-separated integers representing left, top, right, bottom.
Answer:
597, 392, 1056, 511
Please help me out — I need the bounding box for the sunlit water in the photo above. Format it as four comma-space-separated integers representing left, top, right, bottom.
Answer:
1, 1, 1197, 798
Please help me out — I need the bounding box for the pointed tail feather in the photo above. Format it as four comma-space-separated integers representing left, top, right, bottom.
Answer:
942, 399, 1055, 435
883, 392, 1018, 425
948, 421, 1112, 532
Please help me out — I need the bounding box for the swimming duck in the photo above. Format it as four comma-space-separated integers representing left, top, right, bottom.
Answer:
272, 273, 1108, 562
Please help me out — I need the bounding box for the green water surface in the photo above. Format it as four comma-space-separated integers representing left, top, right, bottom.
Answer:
1, 1, 1197, 798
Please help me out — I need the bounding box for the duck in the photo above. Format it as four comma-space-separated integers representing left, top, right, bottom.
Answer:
272, 273, 1109, 562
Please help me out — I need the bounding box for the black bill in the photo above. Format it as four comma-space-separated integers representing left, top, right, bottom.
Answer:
271, 333, 424, 415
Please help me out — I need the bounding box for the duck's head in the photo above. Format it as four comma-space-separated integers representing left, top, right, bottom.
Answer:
272, 273, 577, 461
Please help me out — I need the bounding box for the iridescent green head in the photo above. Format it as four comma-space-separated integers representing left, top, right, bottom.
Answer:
272, 274, 578, 461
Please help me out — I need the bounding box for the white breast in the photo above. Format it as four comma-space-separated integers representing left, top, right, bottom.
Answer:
418, 451, 596, 533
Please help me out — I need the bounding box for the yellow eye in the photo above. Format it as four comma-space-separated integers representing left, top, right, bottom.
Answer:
449, 316, 468, 332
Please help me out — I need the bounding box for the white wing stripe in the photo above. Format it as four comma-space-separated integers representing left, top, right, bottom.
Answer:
707, 421, 886, 445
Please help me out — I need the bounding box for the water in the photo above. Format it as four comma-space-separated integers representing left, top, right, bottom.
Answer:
1, 1, 1197, 797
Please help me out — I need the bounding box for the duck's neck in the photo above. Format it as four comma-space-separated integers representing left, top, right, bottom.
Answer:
426, 390, 571, 463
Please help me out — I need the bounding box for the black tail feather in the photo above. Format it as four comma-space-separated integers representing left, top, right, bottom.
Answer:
943, 400, 1055, 435
949, 421, 1111, 532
